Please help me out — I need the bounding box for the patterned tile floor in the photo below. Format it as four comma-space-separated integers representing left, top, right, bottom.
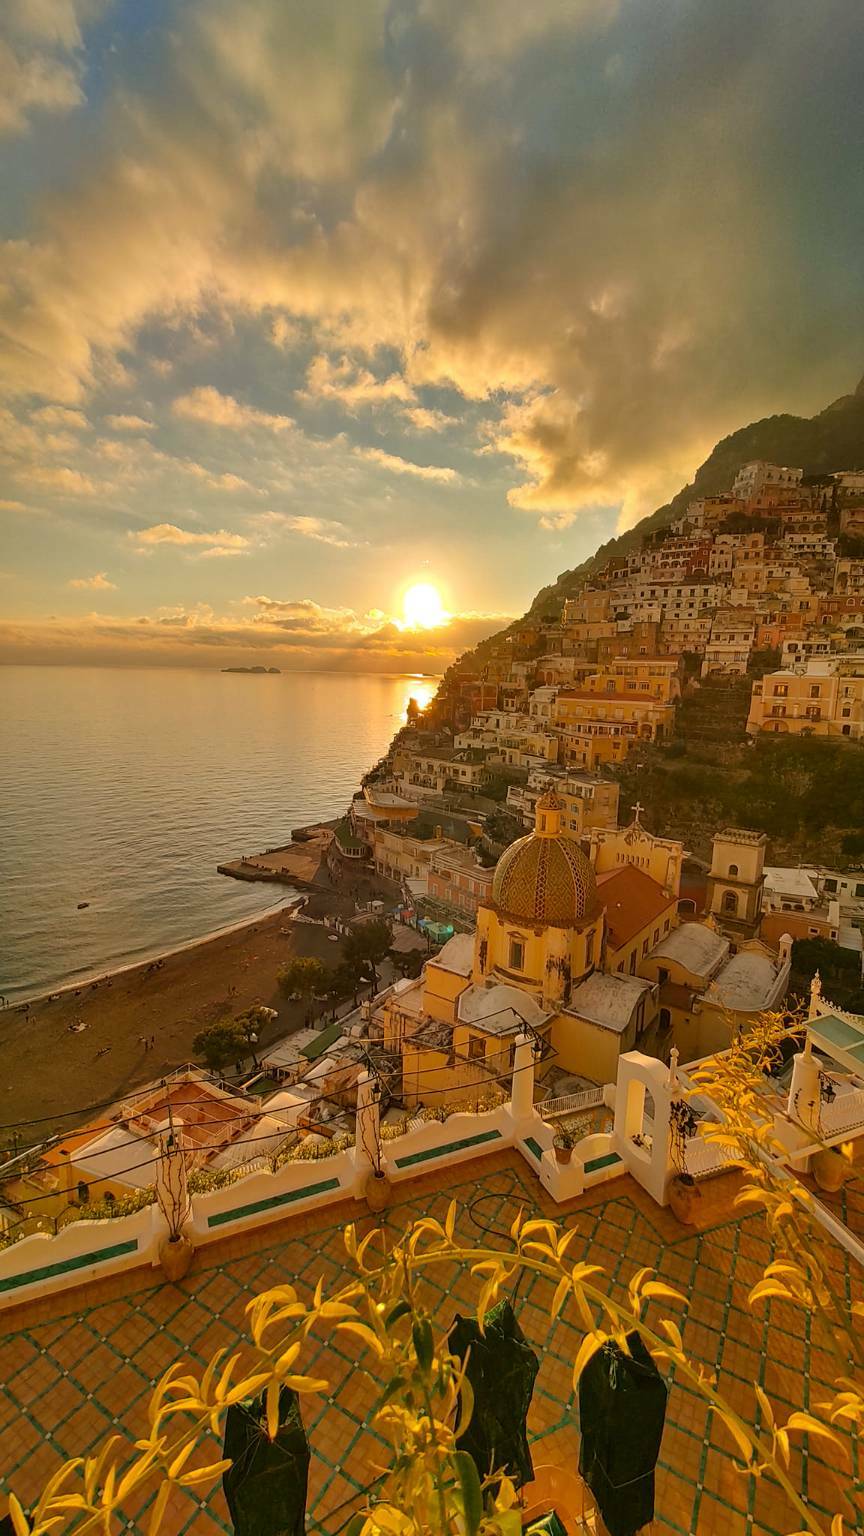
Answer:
1, 1151, 862, 1535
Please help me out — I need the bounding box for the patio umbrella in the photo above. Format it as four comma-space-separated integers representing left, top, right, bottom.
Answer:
578, 1332, 667, 1536
222, 1385, 310, 1536
449, 1297, 539, 1490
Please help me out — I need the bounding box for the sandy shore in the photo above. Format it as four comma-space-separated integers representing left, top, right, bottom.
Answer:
0, 899, 355, 1142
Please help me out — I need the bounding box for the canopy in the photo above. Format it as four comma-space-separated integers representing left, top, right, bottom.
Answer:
449, 1297, 539, 1490
578, 1332, 667, 1536
222, 1386, 310, 1536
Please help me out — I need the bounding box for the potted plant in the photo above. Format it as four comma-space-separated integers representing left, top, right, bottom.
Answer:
667, 1098, 702, 1225
553, 1129, 575, 1165
155, 1126, 194, 1282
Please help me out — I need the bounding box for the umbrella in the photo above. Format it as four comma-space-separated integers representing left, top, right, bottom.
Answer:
449, 1297, 539, 1490
578, 1332, 667, 1536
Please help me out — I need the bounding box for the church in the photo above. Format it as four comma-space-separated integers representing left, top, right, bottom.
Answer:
375, 789, 790, 1103
378, 791, 677, 1101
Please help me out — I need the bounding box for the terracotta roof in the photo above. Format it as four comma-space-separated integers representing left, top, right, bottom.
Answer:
596, 865, 675, 950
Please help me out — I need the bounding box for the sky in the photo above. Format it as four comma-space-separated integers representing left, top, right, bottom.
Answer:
1, 0, 862, 673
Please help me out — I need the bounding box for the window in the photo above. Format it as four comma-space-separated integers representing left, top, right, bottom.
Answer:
509, 936, 525, 971
468, 1036, 485, 1061
722, 890, 738, 916
728, 864, 739, 878
77, 1181, 90, 1205
824, 878, 837, 893
810, 684, 821, 698
641, 937, 649, 957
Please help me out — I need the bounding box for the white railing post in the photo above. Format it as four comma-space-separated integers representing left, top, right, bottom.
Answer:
510, 1035, 537, 1124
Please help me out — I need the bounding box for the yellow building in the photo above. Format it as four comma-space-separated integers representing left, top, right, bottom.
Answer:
377, 790, 660, 1097
582, 658, 681, 705
552, 690, 675, 756
747, 659, 864, 740
585, 805, 684, 896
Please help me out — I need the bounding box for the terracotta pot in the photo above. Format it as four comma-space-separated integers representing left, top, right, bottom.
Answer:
668, 1175, 701, 1226
159, 1234, 194, 1282
365, 1170, 391, 1213
553, 1143, 573, 1165
813, 1148, 848, 1193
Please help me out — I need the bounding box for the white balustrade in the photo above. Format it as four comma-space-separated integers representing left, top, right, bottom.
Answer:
540, 1087, 604, 1120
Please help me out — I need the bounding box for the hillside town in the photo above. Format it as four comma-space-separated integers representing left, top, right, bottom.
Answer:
4, 462, 864, 1536
5, 459, 864, 1234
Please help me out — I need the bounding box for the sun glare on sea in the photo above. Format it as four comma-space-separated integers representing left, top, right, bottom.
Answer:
401, 582, 447, 630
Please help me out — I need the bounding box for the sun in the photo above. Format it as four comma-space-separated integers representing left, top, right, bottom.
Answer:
401, 582, 447, 630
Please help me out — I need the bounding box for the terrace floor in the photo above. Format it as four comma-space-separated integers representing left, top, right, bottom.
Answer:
1, 1150, 862, 1535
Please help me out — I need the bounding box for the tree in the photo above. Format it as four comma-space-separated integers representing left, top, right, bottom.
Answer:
234, 1003, 277, 1068
277, 957, 329, 1003
192, 1018, 249, 1072
343, 918, 392, 991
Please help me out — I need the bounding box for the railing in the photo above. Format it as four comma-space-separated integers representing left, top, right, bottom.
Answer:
821, 1088, 864, 1139
684, 1132, 741, 1181
540, 1087, 605, 1119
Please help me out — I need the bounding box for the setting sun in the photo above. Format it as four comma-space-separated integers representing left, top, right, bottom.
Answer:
401, 582, 448, 630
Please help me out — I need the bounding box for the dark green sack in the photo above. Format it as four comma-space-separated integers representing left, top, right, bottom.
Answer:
222, 1385, 310, 1536
449, 1297, 539, 1490
578, 1332, 667, 1536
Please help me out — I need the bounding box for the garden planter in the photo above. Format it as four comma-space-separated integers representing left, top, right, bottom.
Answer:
812, 1148, 848, 1193
553, 1142, 573, 1166
668, 1175, 701, 1226
365, 1170, 391, 1213
159, 1234, 194, 1282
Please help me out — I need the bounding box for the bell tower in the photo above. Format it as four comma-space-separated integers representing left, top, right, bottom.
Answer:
705, 827, 767, 938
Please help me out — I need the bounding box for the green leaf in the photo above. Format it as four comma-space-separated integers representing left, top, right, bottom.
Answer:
345, 1515, 367, 1536
454, 1450, 483, 1536
412, 1318, 434, 1373
384, 1300, 412, 1328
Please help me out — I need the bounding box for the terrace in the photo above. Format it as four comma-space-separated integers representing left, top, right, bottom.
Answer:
1, 1149, 860, 1535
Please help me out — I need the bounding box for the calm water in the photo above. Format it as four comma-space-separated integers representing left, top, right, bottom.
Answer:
0, 667, 436, 999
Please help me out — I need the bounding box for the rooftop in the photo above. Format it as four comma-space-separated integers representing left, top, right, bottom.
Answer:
596, 864, 675, 950
428, 931, 474, 977
709, 950, 786, 1013
456, 982, 549, 1036
565, 971, 655, 1033
764, 866, 820, 902
0, 1150, 857, 1536
650, 921, 730, 978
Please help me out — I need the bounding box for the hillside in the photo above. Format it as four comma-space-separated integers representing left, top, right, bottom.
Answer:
525, 373, 864, 621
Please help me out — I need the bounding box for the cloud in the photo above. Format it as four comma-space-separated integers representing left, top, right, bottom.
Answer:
68, 570, 116, 590
0, 0, 861, 530
104, 413, 153, 432
0, 498, 29, 512
281, 515, 355, 548
31, 405, 89, 430
130, 522, 250, 555
0, 0, 108, 137
356, 447, 459, 484
172, 386, 294, 434
300, 354, 414, 410
26, 465, 97, 494
403, 406, 456, 433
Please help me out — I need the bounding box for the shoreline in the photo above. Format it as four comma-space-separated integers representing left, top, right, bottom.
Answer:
0, 896, 361, 1135
8, 892, 301, 1009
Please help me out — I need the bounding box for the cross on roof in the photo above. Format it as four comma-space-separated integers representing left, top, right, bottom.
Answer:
631, 801, 644, 822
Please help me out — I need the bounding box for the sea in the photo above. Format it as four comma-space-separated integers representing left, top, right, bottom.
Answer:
0, 666, 437, 1001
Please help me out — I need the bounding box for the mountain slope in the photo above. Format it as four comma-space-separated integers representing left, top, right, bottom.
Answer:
521, 373, 864, 621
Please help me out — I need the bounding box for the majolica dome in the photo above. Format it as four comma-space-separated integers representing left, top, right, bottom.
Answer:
491, 789, 599, 926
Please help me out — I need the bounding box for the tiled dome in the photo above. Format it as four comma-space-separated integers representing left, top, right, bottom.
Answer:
491, 827, 599, 926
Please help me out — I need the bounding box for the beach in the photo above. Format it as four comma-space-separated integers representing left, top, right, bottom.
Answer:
0, 899, 355, 1143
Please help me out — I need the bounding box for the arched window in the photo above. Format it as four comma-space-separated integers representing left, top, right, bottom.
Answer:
728, 864, 739, 878
722, 890, 738, 916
